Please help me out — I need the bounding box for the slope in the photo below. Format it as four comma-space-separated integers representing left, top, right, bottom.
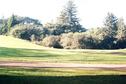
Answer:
0, 35, 43, 49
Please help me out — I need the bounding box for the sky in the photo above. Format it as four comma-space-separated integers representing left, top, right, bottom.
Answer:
0, 0, 126, 28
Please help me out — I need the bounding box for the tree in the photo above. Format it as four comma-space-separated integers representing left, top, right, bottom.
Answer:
116, 18, 126, 48
56, 0, 86, 33
7, 17, 12, 34
60, 33, 74, 49
104, 13, 118, 36
60, 33, 96, 49
0, 16, 7, 35
116, 18, 126, 39
7, 14, 17, 34
57, 0, 78, 25
10, 24, 46, 41
30, 34, 35, 42
41, 36, 62, 48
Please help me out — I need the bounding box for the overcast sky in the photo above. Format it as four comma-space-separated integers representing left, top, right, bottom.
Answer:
0, 0, 126, 28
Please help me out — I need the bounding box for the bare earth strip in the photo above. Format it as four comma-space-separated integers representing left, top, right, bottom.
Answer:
0, 61, 126, 70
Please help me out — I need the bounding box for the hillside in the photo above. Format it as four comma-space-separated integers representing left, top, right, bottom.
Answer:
0, 35, 43, 49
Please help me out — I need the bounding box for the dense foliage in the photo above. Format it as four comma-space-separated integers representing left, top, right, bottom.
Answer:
44, 0, 86, 35
10, 24, 48, 42
0, 0, 126, 49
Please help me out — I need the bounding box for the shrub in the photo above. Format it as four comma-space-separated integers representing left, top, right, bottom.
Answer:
41, 36, 62, 48
10, 24, 48, 42
60, 33, 96, 49
60, 33, 74, 49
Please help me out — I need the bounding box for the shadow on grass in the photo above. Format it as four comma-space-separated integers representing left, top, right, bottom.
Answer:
0, 75, 126, 84
0, 47, 62, 57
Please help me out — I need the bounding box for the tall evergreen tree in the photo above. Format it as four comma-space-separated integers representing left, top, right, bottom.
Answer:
0, 16, 7, 35
104, 13, 118, 36
115, 18, 126, 48
7, 16, 13, 33
56, 0, 85, 33
7, 14, 17, 34
58, 0, 78, 25
116, 18, 126, 39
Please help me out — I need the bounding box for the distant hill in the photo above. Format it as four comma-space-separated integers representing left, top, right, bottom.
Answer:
0, 35, 43, 49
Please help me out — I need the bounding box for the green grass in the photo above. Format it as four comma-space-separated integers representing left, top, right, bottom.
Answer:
0, 67, 126, 76
0, 47, 126, 64
0, 67, 126, 84
1, 35, 126, 64
0, 35, 126, 83
0, 75, 125, 84
0, 35, 43, 49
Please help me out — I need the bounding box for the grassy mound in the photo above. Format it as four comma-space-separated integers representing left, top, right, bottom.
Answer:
0, 35, 43, 49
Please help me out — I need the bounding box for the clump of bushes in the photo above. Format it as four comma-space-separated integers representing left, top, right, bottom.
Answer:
41, 35, 62, 48
10, 24, 48, 42
41, 32, 97, 49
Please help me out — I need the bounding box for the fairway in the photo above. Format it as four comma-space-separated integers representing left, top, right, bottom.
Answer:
1, 35, 126, 64
0, 47, 126, 64
0, 36, 126, 84
1, 0, 126, 83
0, 47, 126, 84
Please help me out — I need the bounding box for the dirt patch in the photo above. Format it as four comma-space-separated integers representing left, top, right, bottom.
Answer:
0, 61, 126, 71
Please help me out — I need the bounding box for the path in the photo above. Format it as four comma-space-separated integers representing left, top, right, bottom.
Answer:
0, 61, 126, 70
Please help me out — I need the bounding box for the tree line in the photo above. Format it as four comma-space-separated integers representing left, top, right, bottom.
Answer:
0, 0, 126, 49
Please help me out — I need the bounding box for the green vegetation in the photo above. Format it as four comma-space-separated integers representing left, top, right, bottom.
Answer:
0, 0, 126, 84
2, 67, 126, 77
1, 1, 126, 49
0, 75, 126, 84
1, 67, 126, 76
0, 47, 126, 64
0, 67, 126, 84
0, 37, 126, 83
0, 35, 43, 49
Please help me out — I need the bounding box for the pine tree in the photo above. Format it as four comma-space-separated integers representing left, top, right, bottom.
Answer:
58, 0, 78, 25
7, 14, 17, 34
116, 18, 126, 39
0, 16, 7, 35
104, 13, 118, 36
7, 16, 13, 34
56, 0, 85, 33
